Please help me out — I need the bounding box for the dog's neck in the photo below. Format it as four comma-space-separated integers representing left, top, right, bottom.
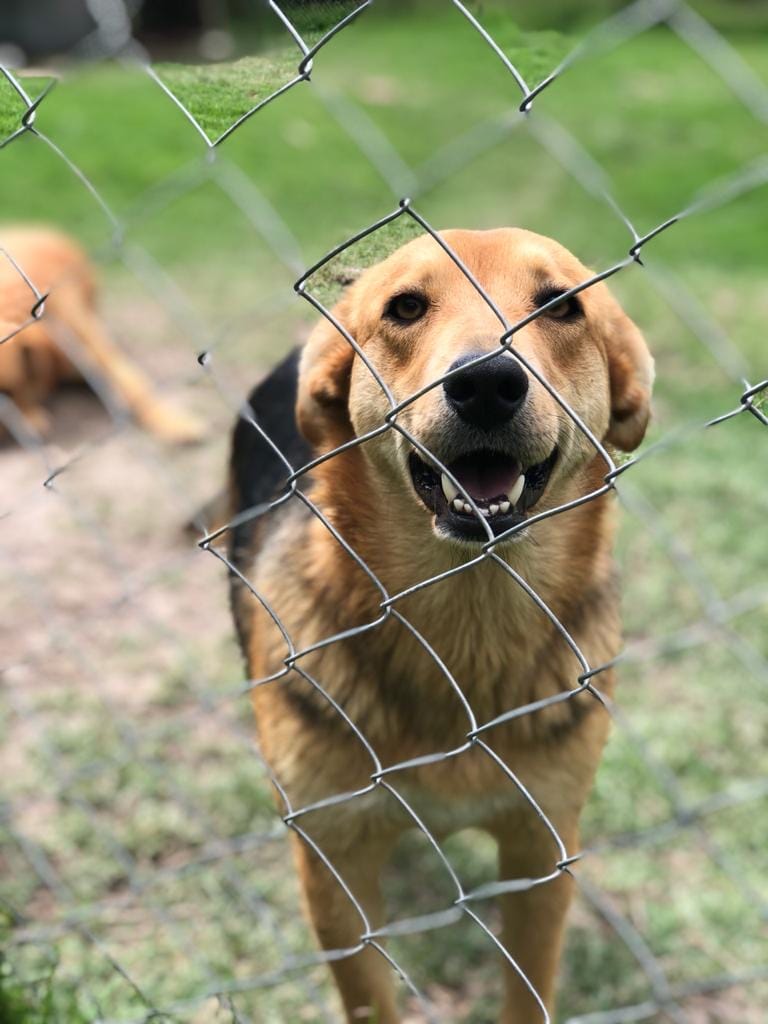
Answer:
296, 450, 620, 748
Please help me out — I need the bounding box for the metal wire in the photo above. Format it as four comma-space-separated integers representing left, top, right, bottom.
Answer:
1, 1, 766, 1022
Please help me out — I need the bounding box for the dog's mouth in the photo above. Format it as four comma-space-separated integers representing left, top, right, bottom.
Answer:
408, 446, 558, 542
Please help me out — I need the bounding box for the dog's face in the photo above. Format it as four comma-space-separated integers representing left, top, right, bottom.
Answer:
297, 228, 653, 544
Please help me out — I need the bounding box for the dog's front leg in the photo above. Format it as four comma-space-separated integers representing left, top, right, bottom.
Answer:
494, 819, 578, 1023
292, 831, 400, 1023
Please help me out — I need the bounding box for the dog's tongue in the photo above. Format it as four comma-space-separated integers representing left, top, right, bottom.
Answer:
449, 452, 520, 500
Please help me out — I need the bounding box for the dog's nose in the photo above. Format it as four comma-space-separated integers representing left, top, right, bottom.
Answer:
443, 352, 529, 430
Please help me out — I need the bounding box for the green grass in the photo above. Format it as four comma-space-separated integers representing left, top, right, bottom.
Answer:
2, 10, 768, 270
0, 918, 90, 1024
1, 4, 767, 1022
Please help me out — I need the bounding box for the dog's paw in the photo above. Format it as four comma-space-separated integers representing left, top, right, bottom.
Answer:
140, 403, 207, 446
20, 405, 52, 440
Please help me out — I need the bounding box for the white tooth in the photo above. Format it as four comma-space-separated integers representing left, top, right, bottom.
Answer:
499, 501, 510, 514
510, 475, 525, 506
441, 473, 459, 503
481, 508, 490, 517
489, 504, 499, 516
453, 497, 464, 512
463, 502, 473, 514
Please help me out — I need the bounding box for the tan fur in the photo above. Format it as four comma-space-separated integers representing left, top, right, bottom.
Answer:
238, 228, 653, 1022
0, 226, 204, 443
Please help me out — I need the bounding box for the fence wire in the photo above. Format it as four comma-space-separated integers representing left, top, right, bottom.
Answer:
1, 1, 766, 1022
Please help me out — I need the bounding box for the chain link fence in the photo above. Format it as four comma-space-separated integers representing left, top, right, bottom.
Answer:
1, 1, 766, 1021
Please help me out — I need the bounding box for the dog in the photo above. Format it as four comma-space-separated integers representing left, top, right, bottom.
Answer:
227, 227, 653, 1022
0, 226, 204, 443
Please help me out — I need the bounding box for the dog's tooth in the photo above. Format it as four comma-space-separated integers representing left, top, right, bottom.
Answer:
463, 502, 473, 514
510, 475, 525, 506
480, 508, 490, 517
498, 500, 510, 514
489, 504, 499, 516
441, 472, 459, 503
453, 497, 464, 512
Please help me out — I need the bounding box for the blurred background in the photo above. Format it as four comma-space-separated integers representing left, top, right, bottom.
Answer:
1, 1, 766, 1022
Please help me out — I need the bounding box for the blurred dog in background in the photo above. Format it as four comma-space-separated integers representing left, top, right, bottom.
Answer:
0, 226, 204, 443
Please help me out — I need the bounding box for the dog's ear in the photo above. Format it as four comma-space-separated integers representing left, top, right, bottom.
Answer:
603, 308, 655, 452
296, 298, 357, 450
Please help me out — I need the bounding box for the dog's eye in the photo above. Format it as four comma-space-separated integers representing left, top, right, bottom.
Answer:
535, 288, 583, 321
385, 293, 428, 323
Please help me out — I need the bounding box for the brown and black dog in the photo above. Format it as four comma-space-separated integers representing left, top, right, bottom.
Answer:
0, 226, 203, 443
228, 228, 653, 1022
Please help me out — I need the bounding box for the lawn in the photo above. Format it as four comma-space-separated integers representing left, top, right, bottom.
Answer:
1, 2, 766, 1022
